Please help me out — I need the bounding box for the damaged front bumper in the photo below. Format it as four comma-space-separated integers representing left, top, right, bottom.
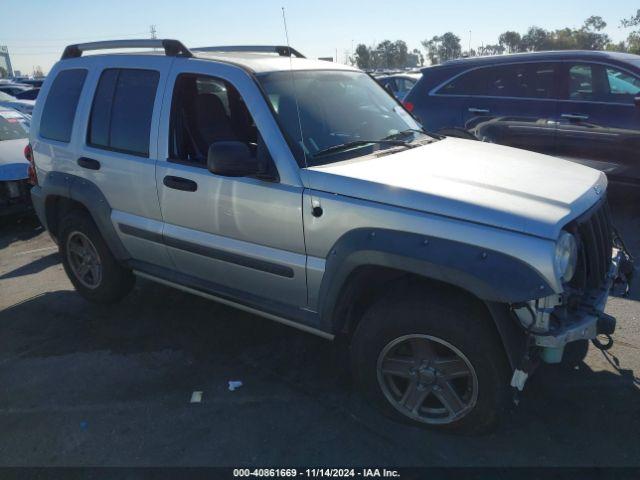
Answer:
534, 248, 630, 350
510, 248, 633, 390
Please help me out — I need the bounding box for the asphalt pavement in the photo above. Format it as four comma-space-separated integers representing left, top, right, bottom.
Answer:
0, 187, 638, 467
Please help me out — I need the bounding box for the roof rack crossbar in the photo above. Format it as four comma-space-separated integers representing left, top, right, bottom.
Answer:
61, 39, 192, 60
191, 45, 305, 58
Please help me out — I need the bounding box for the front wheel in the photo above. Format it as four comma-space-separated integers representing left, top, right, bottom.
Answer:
351, 286, 510, 434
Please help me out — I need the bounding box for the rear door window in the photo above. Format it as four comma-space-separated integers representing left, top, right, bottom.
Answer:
438, 63, 558, 99
438, 68, 487, 96
88, 68, 159, 157
568, 64, 595, 101
39, 69, 87, 142
528, 63, 557, 98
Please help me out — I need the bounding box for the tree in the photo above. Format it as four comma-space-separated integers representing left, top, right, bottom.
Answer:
621, 9, 640, 29
621, 9, 640, 54
498, 31, 522, 53
583, 15, 607, 31
628, 32, 640, 54
392, 40, 409, 68
353, 44, 372, 69
410, 48, 424, 66
478, 44, 505, 56
521, 26, 551, 51
352, 41, 420, 69
575, 16, 611, 50
421, 32, 461, 65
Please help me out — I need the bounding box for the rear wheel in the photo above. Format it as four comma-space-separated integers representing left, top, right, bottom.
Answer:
59, 210, 135, 304
351, 286, 510, 434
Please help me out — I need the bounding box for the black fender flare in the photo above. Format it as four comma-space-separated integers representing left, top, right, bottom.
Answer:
38, 172, 130, 261
317, 228, 553, 332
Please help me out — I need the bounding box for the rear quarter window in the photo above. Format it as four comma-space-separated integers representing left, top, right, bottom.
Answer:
39, 69, 87, 142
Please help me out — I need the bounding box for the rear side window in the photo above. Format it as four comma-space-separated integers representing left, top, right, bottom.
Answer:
88, 68, 159, 157
438, 63, 558, 99
40, 69, 87, 142
568, 64, 594, 101
438, 68, 486, 96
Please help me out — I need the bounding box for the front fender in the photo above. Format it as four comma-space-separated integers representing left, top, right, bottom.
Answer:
317, 228, 554, 330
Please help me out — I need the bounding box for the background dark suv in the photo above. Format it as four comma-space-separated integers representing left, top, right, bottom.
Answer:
405, 51, 640, 186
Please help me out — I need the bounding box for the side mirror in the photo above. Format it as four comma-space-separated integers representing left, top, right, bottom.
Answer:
635, 96, 640, 108
207, 141, 258, 177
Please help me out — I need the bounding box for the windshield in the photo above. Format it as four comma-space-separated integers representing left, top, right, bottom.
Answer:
258, 70, 422, 166
0, 110, 29, 141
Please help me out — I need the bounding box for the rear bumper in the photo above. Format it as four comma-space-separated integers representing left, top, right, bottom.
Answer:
29, 184, 46, 225
534, 249, 630, 349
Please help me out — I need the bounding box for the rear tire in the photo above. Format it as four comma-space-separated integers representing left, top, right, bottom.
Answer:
351, 285, 510, 434
59, 210, 134, 304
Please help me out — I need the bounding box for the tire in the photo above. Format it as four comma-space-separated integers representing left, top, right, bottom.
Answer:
59, 209, 135, 304
351, 285, 510, 434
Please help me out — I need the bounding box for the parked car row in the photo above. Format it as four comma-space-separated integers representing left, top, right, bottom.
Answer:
375, 50, 640, 186
0, 90, 35, 116
0, 105, 32, 216
376, 72, 422, 101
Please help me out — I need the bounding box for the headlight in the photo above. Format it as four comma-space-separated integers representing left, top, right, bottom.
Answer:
555, 231, 578, 282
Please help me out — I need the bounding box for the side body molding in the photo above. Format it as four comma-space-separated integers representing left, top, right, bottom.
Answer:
33, 172, 130, 261
317, 228, 554, 330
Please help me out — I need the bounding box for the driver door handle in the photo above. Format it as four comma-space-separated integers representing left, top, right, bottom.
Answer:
561, 113, 589, 121
163, 176, 198, 192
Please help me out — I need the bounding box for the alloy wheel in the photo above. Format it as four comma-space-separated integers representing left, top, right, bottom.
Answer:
376, 334, 478, 424
66, 231, 102, 289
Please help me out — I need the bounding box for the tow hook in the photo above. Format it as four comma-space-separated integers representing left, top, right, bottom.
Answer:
592, 312, 616, 351
597, 312, 616, 336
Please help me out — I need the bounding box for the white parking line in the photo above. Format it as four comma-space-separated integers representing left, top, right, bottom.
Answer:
15, 246, 58, 256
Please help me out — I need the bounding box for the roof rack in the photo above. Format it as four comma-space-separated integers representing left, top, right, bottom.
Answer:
61, 39, 192, 60
191, 45, 306, 58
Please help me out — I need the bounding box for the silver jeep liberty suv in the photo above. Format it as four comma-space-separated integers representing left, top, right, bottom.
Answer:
27, 40, 633, 433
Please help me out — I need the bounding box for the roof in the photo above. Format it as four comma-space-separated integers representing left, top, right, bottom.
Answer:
192, 51, 358, 74
57, 39, 359, 75
382, 72, 422, 80
425, 50, 640, 70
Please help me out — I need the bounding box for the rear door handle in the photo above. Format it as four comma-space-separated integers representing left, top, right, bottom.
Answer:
163, 175, 198, 192
77, 157, 100, 170
468, 107, 490, 114
561, 113, 589, 121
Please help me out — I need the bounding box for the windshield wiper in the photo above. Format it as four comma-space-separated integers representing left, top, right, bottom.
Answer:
382, 129, 429, 141
313, 139, 412, 159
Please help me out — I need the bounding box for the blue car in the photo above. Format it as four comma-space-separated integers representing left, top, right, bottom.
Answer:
404, 50, 640, 186
377, 73, 422, 101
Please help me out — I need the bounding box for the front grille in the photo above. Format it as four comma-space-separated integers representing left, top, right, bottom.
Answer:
569, 199, 613, 291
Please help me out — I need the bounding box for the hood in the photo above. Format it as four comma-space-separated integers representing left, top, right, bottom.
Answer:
305, 137, 606, 239
0, 138, 29, 181
0, 99, 34, 115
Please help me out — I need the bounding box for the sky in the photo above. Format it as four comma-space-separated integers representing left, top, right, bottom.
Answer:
2, 0, 638, 75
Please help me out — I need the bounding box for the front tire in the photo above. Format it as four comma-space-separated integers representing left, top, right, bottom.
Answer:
59, 210, 135, 304
351, 285, 510, 434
